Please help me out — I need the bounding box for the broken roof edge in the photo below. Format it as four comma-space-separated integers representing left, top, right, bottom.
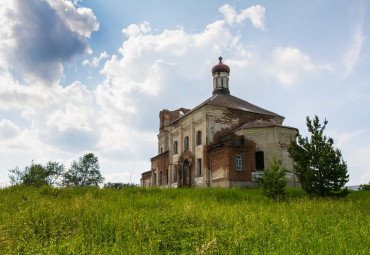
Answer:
150, 150, 169, 161
219, 119, 298, 139
235, 119, 298, 132
141, 170, 152, 175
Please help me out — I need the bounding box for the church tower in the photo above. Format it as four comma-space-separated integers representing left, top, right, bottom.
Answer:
212, 57, 230, 95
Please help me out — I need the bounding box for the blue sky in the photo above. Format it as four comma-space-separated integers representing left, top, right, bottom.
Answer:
0, 0, 369, 186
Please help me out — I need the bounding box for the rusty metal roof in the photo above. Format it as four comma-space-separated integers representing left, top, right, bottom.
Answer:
167, 93, 283, 126
237, 119, 297, 130
193, 93, 283, 117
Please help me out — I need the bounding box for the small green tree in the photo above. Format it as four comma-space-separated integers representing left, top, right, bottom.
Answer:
8, 161, 65, 187
22, 162, 47, 187
259, 155, 287, 200
63, 153, 104, 187
288, 115, 349, 197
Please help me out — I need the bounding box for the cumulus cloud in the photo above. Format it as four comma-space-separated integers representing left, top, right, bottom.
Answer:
219, 4, 265, 30
0, 71, 56, 111
45, 0, 99, 38
82, 51, 109, 67
47, 103, 93, 132
268, 47, 332, 87
0, 119, 21, 139
96, 19, 237, 136
0, 0, 98, 84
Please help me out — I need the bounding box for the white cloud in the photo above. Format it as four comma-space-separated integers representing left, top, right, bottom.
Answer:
82, 51, 109, 67
122, 21, 151, 37
0, 0, 98, 85
45, 0, 99, 38
0, 119, 21, 139
0, 71, 55, 111
342, 24, 364, 76
219, 4, 265, 30
47, 103, 93, 132
269, 47, 332, 87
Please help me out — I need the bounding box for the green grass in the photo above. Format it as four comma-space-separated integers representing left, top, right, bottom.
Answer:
0, 186, 369, 254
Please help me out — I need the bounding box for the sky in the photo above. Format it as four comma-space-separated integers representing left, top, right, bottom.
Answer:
0, 0, 369, 186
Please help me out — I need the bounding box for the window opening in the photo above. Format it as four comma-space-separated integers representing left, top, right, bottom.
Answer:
184, 136, 189, 150
197, 158, 202, 177
196, 131, 202, 146
255, 151, 264, 170
174, 141, 178, 154
236, 155, 242, 171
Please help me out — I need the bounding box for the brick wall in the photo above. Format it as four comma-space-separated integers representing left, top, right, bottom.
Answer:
151, 151, 169, 187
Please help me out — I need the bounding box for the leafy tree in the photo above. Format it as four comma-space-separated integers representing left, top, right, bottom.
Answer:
359, 182, 370, 191
63, 153, 104, 187
288, 115, 349, 197
259, 155, 287, 200
8, 161, 65, 187
8, 167, 23, 186
44, 161, 65, 186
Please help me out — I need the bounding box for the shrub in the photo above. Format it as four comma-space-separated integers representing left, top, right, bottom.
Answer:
259, 155, 287, 200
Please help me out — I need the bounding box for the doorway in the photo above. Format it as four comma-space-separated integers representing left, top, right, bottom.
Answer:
182, 159, 191, 187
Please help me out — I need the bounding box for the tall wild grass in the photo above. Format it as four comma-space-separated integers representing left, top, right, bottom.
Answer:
0, 186, 368, 254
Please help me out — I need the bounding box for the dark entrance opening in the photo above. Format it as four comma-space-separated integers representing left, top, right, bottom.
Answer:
182, 159, 191, 187
255, 151, 264, 170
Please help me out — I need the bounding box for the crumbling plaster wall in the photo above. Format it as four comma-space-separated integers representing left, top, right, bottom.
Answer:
168, 108, 208, 187
235, 126, 297, 171
205, 105, 284, 145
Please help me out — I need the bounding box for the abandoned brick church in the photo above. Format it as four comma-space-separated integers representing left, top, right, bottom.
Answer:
141, 57, 299, 188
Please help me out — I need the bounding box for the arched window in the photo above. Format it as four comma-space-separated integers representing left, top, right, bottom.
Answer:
196, 131, 202, 146
165, 170, 168, 184
159, 171, 162, 185
184, 136, 189, 150
174, 141, 178, 154
236, 155, 242, 171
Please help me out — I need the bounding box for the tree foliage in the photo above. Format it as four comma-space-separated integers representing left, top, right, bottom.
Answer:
259, 155, 287, 200
8, 161, 64, 187
359, 182, 370, 191
63, 153, 104, 187
288, 115, 349, 197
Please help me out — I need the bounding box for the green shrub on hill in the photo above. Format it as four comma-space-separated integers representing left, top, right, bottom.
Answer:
259, 155, 287, 200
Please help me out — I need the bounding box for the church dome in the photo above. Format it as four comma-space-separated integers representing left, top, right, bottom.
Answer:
211, 56, 230, 74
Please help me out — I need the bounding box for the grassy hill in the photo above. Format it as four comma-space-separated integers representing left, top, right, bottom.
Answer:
0, 186, 369, 254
